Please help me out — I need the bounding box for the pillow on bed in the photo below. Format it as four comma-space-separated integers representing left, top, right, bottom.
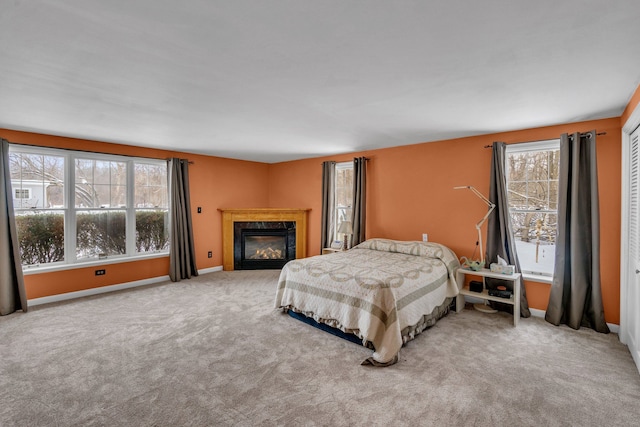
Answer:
354, 238, 456, 261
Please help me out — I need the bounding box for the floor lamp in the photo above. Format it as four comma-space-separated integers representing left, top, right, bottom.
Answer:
454, 185, 495, 266
454, 185, 497, 313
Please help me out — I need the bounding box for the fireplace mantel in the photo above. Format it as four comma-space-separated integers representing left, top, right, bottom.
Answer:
218, 208, 310, 271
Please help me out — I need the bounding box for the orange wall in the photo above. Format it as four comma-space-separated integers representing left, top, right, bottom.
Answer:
268, 117, 622, 324
0, 129, 269, 299
1, 104, 630, 324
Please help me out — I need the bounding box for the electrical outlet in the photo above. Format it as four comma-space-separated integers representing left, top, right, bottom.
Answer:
95, 269, 106, 276
422, 233, 428, 242
208, 251, 212, 258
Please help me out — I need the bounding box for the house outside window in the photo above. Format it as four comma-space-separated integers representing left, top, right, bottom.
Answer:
505, 140, 560, 279
334, 161, 353, 242
9, 145, 169, 269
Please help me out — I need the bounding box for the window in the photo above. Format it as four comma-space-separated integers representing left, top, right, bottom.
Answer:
505, 140, 560, 278
14, 188, 31, 199
75, 158, 128, 260
10, 150, 66, 265
334, 161, 353, 241
134, 162, 170, 253
9, 145, 169, 269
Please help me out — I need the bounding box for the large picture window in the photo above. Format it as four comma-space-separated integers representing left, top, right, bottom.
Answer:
505, 140, 560, 278
9, 145, 169, 269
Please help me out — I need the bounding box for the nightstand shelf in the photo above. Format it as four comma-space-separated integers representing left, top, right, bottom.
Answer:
455, 267, 521, 326
322, 247, 344, 255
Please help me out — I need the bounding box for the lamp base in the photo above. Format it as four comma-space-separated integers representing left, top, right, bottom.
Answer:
473, 303, 498, 314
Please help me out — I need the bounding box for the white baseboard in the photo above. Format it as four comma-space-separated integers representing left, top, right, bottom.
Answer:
198, 266, 223, 275
529, 307, 619, 334
27, 265, 223, 307
530, 308, 546, 318
463, 300, 620, 334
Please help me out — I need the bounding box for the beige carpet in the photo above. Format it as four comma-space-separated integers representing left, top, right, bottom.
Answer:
1, 270, 639, 426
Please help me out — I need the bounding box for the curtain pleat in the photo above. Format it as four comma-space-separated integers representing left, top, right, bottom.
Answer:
320, 161, 336, 251
545, 131, 609, 332
169, 158, 198, 282
351, 157, 367, 247
486, 142, 530, 317
0, 139, 27, 315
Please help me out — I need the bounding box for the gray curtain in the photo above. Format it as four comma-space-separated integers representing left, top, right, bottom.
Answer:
545, 131, 609, 332
320, 161, 336, 251
351, 157, 367, 247
169, 158, 198, 282
486, 142, 531, 317
0, 139, 27, 315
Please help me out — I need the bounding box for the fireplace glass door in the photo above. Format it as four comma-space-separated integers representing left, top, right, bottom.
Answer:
244, 235, 286, 260
239, 229, 292, 269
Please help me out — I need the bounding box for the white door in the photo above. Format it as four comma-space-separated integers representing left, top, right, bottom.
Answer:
623, 126, 640, 373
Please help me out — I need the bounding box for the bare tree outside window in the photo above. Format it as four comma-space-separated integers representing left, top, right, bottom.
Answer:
75, 159, 127, 208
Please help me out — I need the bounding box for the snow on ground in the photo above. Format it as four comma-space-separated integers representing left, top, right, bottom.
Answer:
515, 240, 555, 276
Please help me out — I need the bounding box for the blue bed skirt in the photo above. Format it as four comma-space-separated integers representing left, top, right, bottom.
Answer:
287, 310, 366, 347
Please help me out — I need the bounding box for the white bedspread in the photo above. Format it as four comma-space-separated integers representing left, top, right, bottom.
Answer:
274, 239, 461, 365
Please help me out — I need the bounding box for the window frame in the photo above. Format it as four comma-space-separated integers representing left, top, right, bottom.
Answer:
9, 144, 170, 272
505, 139, 560, 282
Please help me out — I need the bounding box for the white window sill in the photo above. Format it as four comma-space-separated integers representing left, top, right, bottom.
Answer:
21, 252, 169, 275
522, 272, 553, 284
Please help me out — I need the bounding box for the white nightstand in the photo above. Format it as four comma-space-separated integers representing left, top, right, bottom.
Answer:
455, 267, 521, 326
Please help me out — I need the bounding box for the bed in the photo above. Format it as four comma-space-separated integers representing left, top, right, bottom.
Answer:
274, 238, 461, 366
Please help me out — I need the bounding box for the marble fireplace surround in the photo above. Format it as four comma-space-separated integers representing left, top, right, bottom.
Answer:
218, 208, 310, 271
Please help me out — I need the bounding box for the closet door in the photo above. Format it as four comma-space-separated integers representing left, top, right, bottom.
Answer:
624, 126, 640, 373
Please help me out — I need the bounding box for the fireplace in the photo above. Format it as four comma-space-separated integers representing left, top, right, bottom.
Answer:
234, 222, 296, 270
219, 208, 310, 271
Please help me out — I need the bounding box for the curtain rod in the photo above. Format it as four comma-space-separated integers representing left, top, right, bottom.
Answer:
167, 158, 195, 164
8, 140, 194, 163
320, 157, 370, 164
483, 131, 606, 148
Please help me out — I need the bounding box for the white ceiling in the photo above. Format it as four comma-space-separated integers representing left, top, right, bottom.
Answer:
2, 1, 640, 163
